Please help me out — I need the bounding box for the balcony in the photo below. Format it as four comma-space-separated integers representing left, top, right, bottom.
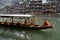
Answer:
30, 0, 42, 1
35, 6, 42, 8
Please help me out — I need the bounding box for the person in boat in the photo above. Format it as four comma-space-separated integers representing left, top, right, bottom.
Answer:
42, 19, 51, 27
4, 20, 10, 25
30, 17, 35, 27
16, 21, 21, 26
9, 22, 15, 25
24, 20, 28, 26
4, 20, 8, 25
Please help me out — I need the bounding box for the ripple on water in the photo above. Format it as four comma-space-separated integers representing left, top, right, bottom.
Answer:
0, 28, 4, 33
0, 37, 16, 40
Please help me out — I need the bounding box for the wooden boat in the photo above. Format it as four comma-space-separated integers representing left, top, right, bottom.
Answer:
0, 14, 53, 30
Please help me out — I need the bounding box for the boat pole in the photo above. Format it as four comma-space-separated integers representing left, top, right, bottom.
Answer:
12, 16, 13, 23
2, 17, 4, 24
28, 17, 30, 25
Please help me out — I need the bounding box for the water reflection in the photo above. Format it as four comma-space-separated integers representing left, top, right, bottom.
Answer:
27, 29, 55, 40
0, 27, 54, 40
0, 27, 31, 40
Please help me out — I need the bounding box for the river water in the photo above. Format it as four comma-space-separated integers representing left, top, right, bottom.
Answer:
0, 16, 60, 40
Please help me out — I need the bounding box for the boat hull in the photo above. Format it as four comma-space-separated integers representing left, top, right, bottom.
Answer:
0, 24, 53, 30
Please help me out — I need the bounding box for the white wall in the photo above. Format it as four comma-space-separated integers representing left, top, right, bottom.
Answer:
42, 0, 47, 3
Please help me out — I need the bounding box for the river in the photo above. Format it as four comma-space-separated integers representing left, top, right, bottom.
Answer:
0, 15, 60, 40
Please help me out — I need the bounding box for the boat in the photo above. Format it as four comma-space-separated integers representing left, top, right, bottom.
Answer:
0, 14, 53, 30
